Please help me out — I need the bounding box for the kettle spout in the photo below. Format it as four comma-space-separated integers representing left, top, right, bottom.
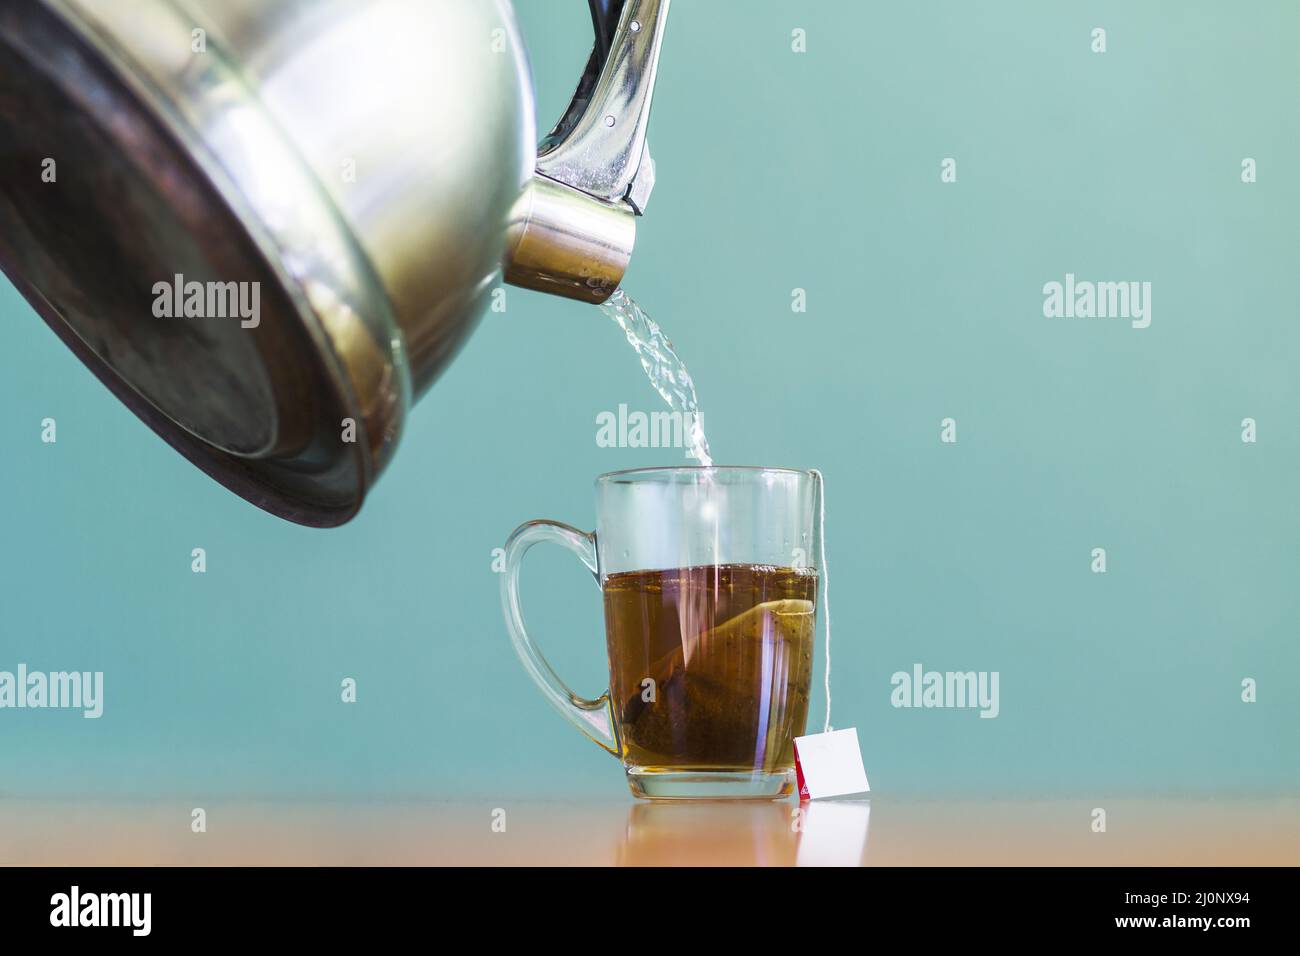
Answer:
503, 175, 635, 304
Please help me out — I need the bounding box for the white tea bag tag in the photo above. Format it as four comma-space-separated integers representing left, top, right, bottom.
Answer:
793, 727, 870, 800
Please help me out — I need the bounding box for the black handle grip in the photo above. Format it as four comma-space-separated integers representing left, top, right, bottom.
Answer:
587, 0, 625, 61
542, 0, 628, 153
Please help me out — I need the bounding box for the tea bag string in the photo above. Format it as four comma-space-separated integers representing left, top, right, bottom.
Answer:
811, 469, 832, 733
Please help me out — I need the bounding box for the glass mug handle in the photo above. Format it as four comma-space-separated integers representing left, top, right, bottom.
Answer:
500, 520, 620, 756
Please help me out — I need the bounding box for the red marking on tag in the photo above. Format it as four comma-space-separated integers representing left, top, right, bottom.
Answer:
794, 740, 810, 800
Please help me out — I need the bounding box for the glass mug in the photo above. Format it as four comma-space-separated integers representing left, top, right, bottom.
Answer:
501, 466, 822, 799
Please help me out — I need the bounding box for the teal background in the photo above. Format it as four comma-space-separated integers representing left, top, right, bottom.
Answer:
1, 0, 1297, 799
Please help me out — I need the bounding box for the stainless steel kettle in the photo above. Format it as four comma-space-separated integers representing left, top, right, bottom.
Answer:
0, 0, 669, 525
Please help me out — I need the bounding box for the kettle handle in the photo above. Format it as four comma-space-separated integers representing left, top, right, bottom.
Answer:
503, 0, 671, 303
536, 0, 670, 215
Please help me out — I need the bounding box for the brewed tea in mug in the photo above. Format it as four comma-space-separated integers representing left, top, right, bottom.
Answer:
501, 467, 821, 799
605, 564, 815, 776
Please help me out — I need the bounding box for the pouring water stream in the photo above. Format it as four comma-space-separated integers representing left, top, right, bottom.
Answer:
599, 289, 713, 466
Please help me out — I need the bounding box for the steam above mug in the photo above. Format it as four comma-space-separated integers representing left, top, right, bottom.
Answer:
0, 0, 669, 524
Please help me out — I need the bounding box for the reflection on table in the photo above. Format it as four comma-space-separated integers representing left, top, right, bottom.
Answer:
617, 800, 870, 866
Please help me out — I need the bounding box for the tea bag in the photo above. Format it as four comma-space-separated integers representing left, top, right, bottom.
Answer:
623, 600, 815, 765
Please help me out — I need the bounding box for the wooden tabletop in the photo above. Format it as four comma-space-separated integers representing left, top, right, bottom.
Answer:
2, 796, 1295, 866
